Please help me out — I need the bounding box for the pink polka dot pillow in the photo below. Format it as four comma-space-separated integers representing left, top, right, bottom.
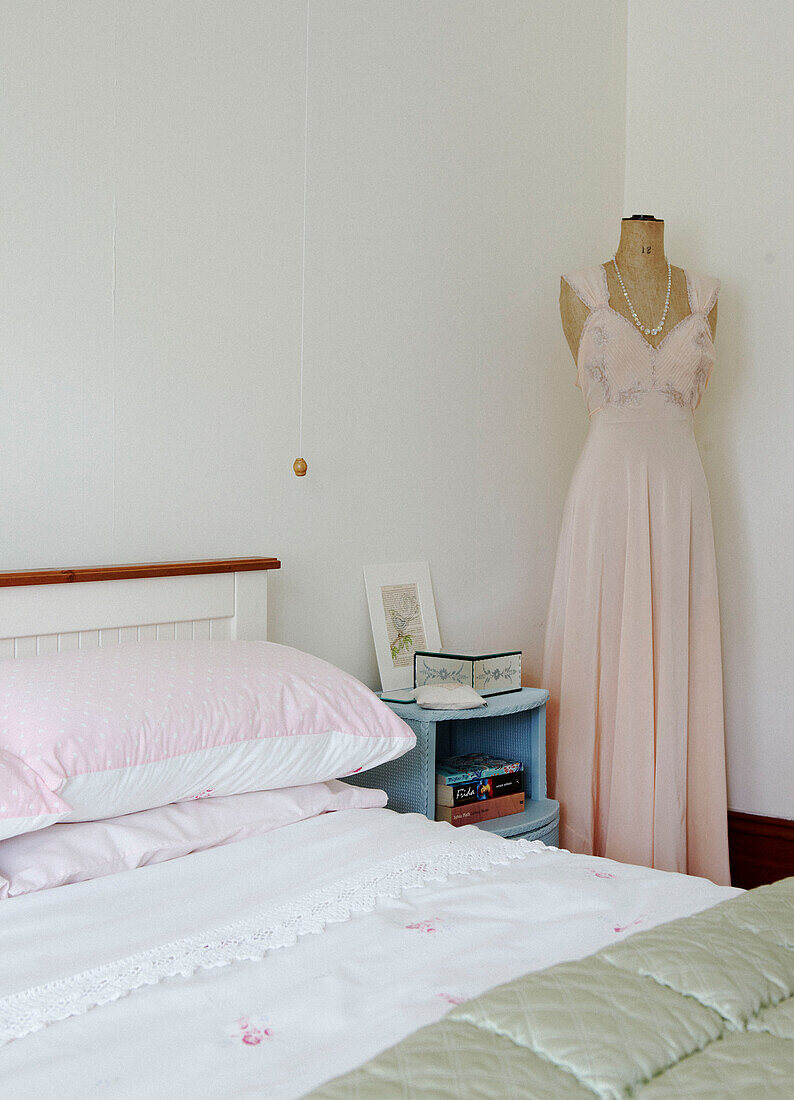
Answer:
0, 641, 414, 842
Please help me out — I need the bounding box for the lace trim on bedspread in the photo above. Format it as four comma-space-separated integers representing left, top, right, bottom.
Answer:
0, 834, 547, 1044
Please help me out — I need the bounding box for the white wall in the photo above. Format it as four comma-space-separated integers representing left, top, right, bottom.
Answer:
624, 0, 794, 818
3, 1, 789, 821
3, 2, 788, 820
0, 1, 627, 688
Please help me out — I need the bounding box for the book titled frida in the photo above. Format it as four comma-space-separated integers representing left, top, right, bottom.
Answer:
436, 752, 522, 786
436, 770, 523, 807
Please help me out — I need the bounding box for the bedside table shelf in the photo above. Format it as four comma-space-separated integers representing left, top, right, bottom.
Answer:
349, 686, 559, 845
475, 798, 559, 843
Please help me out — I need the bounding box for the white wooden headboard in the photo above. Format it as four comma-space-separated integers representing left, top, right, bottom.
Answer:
0, 558, 280, 659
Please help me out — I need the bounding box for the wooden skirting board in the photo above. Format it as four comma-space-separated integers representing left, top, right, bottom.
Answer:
728, 811, 794, 889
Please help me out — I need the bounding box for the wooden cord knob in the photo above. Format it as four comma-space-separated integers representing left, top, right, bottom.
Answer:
293, 457, 308, 477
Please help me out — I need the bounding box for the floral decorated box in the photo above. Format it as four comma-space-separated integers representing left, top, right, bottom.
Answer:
413, 650, 522, 698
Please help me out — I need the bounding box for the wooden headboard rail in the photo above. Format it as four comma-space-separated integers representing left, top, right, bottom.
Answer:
0, 558, 281, 589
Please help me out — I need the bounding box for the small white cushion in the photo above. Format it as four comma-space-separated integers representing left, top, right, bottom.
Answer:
414, 684, 486, 710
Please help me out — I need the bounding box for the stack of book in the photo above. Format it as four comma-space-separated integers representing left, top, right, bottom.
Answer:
435, 752, 524, 826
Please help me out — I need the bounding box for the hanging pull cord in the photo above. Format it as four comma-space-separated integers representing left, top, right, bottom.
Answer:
294, 0, 310, 477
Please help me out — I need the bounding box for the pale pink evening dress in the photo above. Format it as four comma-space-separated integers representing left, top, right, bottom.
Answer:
542, 264, 730, 886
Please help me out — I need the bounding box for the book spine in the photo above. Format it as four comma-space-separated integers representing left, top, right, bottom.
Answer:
437, 763, 522, 786
435, 771, 523, 807
435, 792, 525, 826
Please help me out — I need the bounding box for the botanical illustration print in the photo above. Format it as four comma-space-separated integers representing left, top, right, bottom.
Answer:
381, 583, 426, 667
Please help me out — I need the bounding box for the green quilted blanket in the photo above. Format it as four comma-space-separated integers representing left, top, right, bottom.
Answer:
309, 877, 794, 1099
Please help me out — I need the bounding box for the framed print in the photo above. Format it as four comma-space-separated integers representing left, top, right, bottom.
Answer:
363, 562, 441, 691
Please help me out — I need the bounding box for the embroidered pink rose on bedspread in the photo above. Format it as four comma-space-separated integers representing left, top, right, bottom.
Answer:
614, 916, 645, 934
437, 992, 466, 1006
405, 917, 441, 934
228, 1016, 273, 1046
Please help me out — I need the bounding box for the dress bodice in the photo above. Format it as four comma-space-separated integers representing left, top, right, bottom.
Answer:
563, 264, 720, 418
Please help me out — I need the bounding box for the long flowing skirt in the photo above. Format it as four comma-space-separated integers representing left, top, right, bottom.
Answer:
542, 406, 730, 885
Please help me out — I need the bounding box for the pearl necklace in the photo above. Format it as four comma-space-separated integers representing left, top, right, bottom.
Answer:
612, 256, 672, 337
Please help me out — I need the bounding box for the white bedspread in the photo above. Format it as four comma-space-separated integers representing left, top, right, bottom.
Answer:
0, 808, 738, 1098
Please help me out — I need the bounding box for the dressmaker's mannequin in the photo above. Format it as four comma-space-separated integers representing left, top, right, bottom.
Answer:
559, 216, 718, 359
542, 214, 730, 884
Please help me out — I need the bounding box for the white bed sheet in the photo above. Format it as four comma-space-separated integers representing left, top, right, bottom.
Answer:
0, 807, 739, 1098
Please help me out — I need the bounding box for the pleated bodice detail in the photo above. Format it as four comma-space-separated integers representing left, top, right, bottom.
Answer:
564, 264, 720, 419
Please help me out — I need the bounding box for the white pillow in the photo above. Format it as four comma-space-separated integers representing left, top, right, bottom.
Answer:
0, 781, 387, 898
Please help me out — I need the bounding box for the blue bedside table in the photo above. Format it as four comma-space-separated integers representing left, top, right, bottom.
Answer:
349, 687, 559, 846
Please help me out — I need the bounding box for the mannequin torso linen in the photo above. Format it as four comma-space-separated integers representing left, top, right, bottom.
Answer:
559, 216, 718, 359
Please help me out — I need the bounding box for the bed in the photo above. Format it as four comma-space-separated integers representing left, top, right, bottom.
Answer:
0, 559, 782, 1099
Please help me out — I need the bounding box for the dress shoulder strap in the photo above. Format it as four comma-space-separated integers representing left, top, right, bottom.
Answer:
685, 269, 720, 315
561, 265, 610, 312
